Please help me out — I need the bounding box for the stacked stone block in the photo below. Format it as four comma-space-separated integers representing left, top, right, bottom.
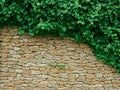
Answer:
0, 27, 120, 90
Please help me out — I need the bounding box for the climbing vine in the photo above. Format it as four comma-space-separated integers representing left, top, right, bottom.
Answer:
0, 0, 120, 72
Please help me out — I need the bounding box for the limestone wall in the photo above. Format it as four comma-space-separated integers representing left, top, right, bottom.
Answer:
0, 27, 120, 90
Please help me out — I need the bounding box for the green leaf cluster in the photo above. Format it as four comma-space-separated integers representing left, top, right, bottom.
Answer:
0, 0, 120, 72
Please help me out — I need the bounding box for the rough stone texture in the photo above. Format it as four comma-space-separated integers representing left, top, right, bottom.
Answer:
0, 27, 120, 90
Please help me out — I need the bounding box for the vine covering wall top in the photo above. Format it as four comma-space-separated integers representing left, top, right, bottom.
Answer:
0, 0, 120, 72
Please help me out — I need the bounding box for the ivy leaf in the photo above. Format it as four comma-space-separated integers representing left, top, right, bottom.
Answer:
18, 28, 25, 35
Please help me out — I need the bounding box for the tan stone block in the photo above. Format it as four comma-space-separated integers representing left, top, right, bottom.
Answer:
58, 81, 65, 88
83, 48, 91, 53
8, 68, 15, 72
68, 74, 76, 79
94, 87, 104, 90
29, 46, 39, 51
39, 67, 47, 71
67, 80, 78, 85
0, 60, 8, 64
87, 70, 96, 74
12, 39, 20, 44
19, 59, 31, 63
2, 38, 10, 42
30, 66, 39, 70
96, 73, 103, 78
14, 36, 20, 39
0, 73, 8, 77
0, 67, 9, 72
55, 45, 62, 49
40, 43, 47, 48
21, 46, 29, 51
11, 55, 21, 58
99, 78, 105, 82
64, 52, 74, 56
41, 70, 48, 74
23, 71, 31, 75
2, 53, 8, 58
86, 74, 95, 79
28, 42, 36, 45
47, 50, 56, 54
15, 43, 24, 47
23, 73, 31, 78
7, 61, 18, 65
28, 38, 36, 43
89, 80, 99, 85
40, 81, 48, 88
58, 73, 68, 79
77, 76, 85, 82
14, 81, 26, 85
70, 56, 80, 60
67, 48, 75, 51
15, 69, 23, 73
88, 87, 95, 90
23, 49, 32, 53
55, 52, 64, 56
31, 70, 40, 75
112, 79, 120, 83
104, 84, 112, 88
80, 43, 89, 48
13, 47, 20, 51
47, 45, 55, 49
4, 35, 13, 39
17, 51, 24, 55
104, 81, 112, 84
25, 54, 34, 59
66, 43, 79, 48
58, 87, 68, 90
54, 40, 62, 44
4, 83, 14, 87
112, 83, 120, 88
6, 45, 13, 49
8, 73, 17, 77
62, 56, 70, 61
49, 68, 60, 74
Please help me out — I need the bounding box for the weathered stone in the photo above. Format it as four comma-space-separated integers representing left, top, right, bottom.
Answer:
1, 28, 120, 90
77, 76, 85, 82
20, 39, 28, 42
11, 55, 21, 58
28, 38, 36, 43
0, 73, 8, 77
31, 70, 40, 75
25, 62, 36, 67
8, 73, 17, 77
48, 81, 57, 88
0, 67, 9, 72
14, 47, 20, 51
10, 50, 16, 54
40, 81, 48, 87
25, 54, 34, 59
15, 69, 23, 73
68, 74, 76, 79
23, 73, 31, 78
67, 48, 76, 51
96, 74, 103, 78
29, 46, 39, 51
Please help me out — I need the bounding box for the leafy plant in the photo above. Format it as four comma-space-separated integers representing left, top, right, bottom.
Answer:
0, 0, 120, 72
48, 63, 67, 69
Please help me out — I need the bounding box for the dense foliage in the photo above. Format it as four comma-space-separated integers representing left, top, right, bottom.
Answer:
0, 0, 120, 72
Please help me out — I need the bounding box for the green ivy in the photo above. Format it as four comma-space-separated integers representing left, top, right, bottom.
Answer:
0, 0, 120, 72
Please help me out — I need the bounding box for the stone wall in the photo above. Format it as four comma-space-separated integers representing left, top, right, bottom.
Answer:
0, 27, 120, 90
